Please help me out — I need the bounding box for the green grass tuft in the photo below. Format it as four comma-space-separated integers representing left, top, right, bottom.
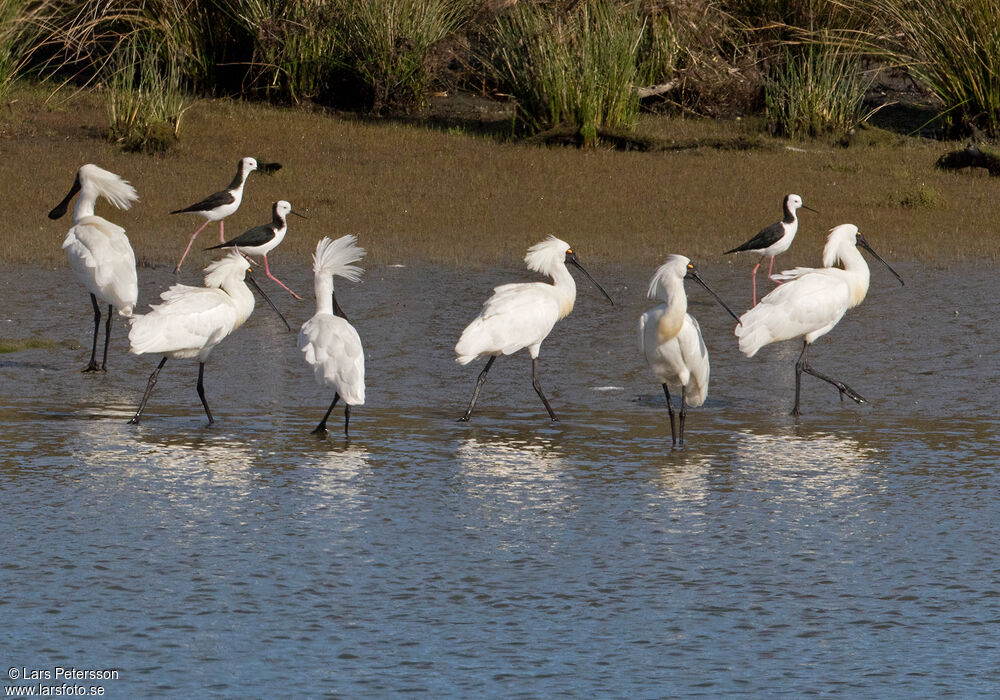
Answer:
846, 0, 1000, 137
487, 0, 645, 146
765, 44, 876, 139
0, 337, 63, 354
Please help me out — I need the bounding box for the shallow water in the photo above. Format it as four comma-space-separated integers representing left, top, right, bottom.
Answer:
2, 260, 998, 697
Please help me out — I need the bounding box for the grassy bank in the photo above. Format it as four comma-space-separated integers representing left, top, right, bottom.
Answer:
3, 85, 996, 270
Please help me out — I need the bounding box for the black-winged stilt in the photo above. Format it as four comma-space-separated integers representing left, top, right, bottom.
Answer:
171, 157, 280, 273
204, 200, 305, 299
724, 193, 817, 305
735, 224, 904, 416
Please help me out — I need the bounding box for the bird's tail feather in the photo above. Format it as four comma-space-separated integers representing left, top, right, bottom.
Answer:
734, 312, 774, 358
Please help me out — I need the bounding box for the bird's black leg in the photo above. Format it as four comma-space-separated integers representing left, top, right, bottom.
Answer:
531, 357, 558, 422
801, 365, 867, 406
100, 304, 113, 371
129, 357, 167, 424
344, 404, 351, 439
662, 383, 677, 446
794, 340, 867, 416
793, 341, 807, 416
679, 385, 688, 446
83, 293, 102, 373
196, 362, 215, 424
313, 394, 339, 434
459, 356, 495, 422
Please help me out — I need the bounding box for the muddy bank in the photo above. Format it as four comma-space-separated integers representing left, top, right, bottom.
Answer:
2, 87, 997, 270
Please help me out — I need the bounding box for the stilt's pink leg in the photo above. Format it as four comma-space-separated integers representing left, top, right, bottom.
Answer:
219, 220, 226, 243
175, 219, 212, 273
263, 255, 302, 300
751, 260, 761, 306
768, 256, 783, 284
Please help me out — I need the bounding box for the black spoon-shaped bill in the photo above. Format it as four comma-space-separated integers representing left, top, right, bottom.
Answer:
566, 251, 614, 306
857, 233, 905, 286
685, 266, 741, 323
246, 270, 292, 332
48, 174, 82, 220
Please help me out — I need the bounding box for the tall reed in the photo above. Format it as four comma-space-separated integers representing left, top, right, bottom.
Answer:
635, 4, 681, 88
846, 0, 1000, 137
106, 34, 188, 152
765, 43, 875, 138
488, 0, 645, 146
335, 0, 475, 113
225, 0, 340, 103
0, 0, 49, 104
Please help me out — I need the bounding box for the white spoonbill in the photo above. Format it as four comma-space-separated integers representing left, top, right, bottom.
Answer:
127, 251, 280, 424
640, 256, 740, 446
205, 200, 305, 299
735, 223, 904, 416
48, 164, 139, 372
455, 236, 614, 422
171, 157, 263, 272
724, 193, 817, 305
298, 235, 366, 438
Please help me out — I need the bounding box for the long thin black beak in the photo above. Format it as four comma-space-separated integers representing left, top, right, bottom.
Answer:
332, 292, 350, 323
801, 204, 819, 214
246, 270, 292, 331
567, 253, 614, 306
48, 175, 81, 220
857, 233, 905, 286
289, 210, 308, 219
686, 267, 741, 323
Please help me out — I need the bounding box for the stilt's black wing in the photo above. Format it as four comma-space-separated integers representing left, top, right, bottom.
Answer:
204, 224, 274, 250
170, 189, 236, 215
724, 221, 784, 254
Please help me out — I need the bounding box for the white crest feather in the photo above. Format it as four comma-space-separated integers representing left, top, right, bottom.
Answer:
647, 255, 689, 301
823, 224, 859, 269
313, 235, 366, 281
79, 164, 139, 210
524, 236, 571, 275
203, 251, 250, 288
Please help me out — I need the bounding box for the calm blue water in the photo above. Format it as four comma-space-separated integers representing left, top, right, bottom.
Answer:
2, 261, 998, 697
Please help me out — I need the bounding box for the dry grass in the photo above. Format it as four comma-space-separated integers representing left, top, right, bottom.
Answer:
3, 84, 997, 272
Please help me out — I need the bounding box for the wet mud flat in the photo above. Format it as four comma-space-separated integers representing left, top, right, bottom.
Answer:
1, 260, 998, 696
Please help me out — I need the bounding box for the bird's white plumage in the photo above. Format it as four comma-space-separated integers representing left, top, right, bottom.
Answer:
300, 316, 365, 405
63, 216, 138, 316
298, 236, 366, 406
129, 252, 256, 362
639, 255, 710, 407
736, 224, 871, 357
455, 236, 575, 365
60, 165, 139, 316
